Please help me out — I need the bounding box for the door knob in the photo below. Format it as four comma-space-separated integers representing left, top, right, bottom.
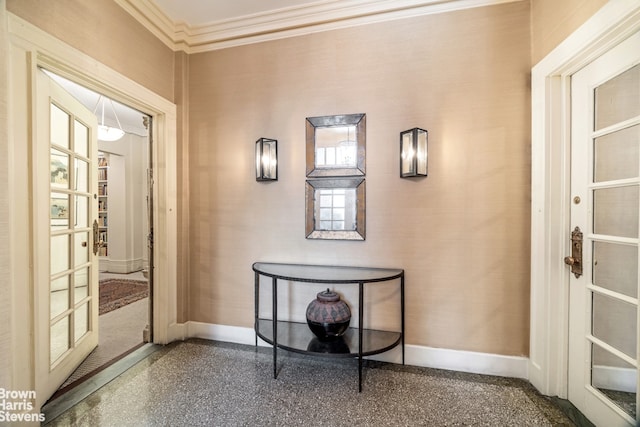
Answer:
564, 256, 577, 266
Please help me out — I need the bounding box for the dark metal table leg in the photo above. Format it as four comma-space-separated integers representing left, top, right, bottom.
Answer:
272, 277, 278, 379
358, 281, 364, 392
401, 273, 405, 365
254, 271, 259, 348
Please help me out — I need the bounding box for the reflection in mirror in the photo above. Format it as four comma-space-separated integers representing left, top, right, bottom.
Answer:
315, 126, 357, 169
306, 114, 365, 177
316, 188, 356, 231
306, 178, 365, 240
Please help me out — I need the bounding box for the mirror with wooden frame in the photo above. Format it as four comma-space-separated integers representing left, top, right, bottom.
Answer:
306, 114, 366, 177
305, 177, 365, 240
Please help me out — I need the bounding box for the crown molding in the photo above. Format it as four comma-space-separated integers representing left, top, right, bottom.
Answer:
116, 0, 521, 53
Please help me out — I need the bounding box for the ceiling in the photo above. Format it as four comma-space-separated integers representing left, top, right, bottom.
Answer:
152, 0, 322, 26
116, 0, 515, 52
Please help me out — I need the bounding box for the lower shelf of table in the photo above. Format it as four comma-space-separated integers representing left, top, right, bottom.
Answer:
256, 319, 402, 358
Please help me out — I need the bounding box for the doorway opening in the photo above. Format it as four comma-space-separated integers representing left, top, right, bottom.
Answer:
44, 70, 154, 400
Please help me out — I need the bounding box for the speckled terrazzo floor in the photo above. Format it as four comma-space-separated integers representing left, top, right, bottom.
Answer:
46, 339, 576, 426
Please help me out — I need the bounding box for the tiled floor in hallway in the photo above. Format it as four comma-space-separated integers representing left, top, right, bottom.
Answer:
46, 339, 576, 426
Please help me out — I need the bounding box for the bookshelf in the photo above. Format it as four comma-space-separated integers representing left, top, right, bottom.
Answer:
98, 152, 109, 257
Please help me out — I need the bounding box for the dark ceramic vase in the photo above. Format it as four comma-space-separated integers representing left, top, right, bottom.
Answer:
306, 288, 351, 341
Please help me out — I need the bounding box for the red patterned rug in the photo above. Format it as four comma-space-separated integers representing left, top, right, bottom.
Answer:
99, 279, 149, 315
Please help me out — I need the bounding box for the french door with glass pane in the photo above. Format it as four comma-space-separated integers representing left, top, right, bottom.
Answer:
568, 30, 640, 426
35, 69, 99, 403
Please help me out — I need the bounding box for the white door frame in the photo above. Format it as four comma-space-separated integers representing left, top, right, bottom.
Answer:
7, 12, 179, 402
530, 0, 640, 397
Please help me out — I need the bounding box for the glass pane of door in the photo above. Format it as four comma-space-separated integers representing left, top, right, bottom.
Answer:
592, 293, 637, 359
51, 149, 69, 189
74, 268, 89, 303
592, 345, 638, 420
74, 232, 89, 267
75, 158, 89, 192
595, 64, 640, 130
74, 119, 88, 158
50, 234, 69, 275
74, 302, 89, 343
50, 276, 69, 319
76, 195, 89, 228
50, 104, 70, 149
51, 192, 70, 229
593, 241, 638, 298
50, 316, 69, 363
594, 125, 640, 182
593, 186, 639, 238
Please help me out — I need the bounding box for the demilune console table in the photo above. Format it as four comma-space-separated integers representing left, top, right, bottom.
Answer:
253, 262, 405, 392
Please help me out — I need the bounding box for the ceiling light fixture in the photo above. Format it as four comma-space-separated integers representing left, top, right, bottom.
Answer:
93, 95, 125, 141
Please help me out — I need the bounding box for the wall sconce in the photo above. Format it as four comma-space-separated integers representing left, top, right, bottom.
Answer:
256, 137, 278, 181
400, 128, 428, 178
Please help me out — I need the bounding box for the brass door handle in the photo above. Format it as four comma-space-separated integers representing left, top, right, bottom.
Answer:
564, 256, 577, 266
565, 226, 583, 278
92, 219, 101, 255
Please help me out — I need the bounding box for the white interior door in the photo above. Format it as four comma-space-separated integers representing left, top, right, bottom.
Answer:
568, 30, 640, 426
35, 69, 99, 405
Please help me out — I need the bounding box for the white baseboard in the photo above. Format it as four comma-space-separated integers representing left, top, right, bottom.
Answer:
187, 321, 257, 345
592, 365, 637, 393
404, 344, 528, 379
181, 322, 529, 379
102, 257, 144, 274
165, 322, 187, 344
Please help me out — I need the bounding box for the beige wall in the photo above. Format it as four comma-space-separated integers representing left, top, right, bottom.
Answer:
6, 0, 175, 102
188, 2, 532, 356
530, 0, 609, 65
